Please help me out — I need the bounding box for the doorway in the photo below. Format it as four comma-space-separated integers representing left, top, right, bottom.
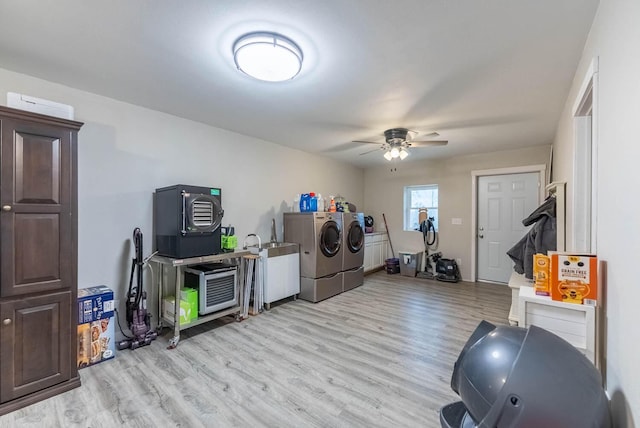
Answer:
471, 165, 546, 283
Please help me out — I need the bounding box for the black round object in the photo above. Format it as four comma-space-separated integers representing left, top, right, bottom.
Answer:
364, 215, 374, 227
347, 223, 364, 253
319, 220, 341, 257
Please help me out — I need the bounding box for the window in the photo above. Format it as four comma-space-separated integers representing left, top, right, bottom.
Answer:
404, 184, 438, 231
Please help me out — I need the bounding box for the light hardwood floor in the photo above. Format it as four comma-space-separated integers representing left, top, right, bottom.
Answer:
0, 272, 511, 428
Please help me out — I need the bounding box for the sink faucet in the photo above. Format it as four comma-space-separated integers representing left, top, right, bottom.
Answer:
270, 218, 277, 243
243, 233, 262, 250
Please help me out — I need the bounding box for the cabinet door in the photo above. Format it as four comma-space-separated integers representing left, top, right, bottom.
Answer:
0, 291, 72, 403
373, 242, 383, 268
264, 253, 300, 303
381, 238, 389, 262
0, 117, 75, 297
364, 243, 373, 272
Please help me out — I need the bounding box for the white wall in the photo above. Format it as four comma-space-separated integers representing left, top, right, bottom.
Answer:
552, 0, 640, 425
363, 145, 550, 281
0, 67, 364, 322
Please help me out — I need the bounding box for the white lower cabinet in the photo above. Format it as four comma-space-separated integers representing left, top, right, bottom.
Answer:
364, 233, 388, 272
263, 252, 300, 308
364, 241, 373, 272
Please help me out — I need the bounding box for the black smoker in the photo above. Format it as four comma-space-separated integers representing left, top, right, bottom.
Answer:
154, 184, 224, 258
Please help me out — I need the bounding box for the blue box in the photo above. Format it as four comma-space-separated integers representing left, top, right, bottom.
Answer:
77, 285, 114, 324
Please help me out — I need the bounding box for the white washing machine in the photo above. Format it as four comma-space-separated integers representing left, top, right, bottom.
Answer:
284, 212, 343, 302
342, 212, 365, 291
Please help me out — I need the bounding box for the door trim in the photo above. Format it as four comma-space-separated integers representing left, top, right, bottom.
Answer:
571, 56, 598, 253
470, 164, 546, 282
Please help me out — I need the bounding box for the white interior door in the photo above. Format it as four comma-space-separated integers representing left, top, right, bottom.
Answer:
477, 172, 540, 283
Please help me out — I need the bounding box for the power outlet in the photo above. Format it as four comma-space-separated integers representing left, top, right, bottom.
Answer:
455, 258, 462, 268
114, 299, 120, 309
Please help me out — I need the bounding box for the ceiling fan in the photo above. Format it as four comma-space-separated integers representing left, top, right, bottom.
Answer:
353, 128, 448, 160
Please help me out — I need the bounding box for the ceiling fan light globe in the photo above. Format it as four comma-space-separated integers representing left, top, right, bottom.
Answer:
399, 148, 409, 160
383, 151, 393, 161
390, 147, 400, 158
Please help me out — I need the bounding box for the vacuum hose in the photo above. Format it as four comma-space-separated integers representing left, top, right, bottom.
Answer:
421, 218, 437, 247
133, 227, 144, 307
126, 228, 143, 324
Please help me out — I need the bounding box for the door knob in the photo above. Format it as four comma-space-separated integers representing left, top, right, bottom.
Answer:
2, 205, 11, 212
478, 234, 484, 239
2, 319, 11, 325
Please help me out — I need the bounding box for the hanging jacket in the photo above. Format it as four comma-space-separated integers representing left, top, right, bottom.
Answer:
507, 197, 557, 279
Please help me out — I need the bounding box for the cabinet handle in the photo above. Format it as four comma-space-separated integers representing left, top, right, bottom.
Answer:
2, 319, 11, 325
2, 205, 11, 212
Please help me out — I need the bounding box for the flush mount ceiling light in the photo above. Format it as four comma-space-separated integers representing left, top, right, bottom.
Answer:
232, 32, 303, 82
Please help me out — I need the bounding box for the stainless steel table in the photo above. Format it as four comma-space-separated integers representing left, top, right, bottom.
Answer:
150, 250, 250, 348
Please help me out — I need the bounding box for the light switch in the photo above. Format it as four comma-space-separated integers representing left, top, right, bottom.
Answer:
451, 218, 462, 225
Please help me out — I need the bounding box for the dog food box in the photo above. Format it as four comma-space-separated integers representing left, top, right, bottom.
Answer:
77, 286, 115, 369
550, 253, 598, 305
78, 317, 115, 368
77, 285, 114, 324
533, 253, 551, 296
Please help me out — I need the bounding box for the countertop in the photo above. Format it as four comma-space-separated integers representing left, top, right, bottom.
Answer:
150, 249, 251, 267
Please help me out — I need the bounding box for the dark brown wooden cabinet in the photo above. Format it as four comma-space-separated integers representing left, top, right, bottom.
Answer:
0, 291, 72, 403
0, 105, 83, 415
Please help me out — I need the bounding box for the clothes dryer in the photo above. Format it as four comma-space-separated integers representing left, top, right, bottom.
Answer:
342, 212, 365, 291
284, 212, 343, 278
284, 212, 343, 302
342, 212, 365, 270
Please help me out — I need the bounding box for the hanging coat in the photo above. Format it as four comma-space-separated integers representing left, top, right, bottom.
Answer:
507, 197, 557, 279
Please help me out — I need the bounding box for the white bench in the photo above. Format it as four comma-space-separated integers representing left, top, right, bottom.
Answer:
518, 285, 595, 363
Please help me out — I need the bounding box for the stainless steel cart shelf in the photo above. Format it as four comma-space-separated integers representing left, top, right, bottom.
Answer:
150, 250, 250, 348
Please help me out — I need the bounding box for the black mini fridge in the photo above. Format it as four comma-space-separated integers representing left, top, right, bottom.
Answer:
154, 184, 224, 258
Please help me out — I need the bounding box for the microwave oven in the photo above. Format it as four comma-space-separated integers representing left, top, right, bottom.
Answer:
183, 263, 238, 315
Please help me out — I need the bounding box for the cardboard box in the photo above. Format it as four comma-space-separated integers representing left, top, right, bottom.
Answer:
550, 253, 598, 305
180, 287, 198, 321
78, 317, 115, 369
78, 285, 114, 324
533, 253, 551, 296
163, 292, 197, 324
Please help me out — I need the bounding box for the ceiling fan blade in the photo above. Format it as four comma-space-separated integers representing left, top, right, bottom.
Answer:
421, 131, 440, 138
352, 140, 382, 145
405, 130, 439, 140
359, 147, 384, 155
408, 140, 448, 147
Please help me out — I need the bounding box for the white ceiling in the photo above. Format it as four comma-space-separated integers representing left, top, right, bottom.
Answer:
0, 0, 598, 167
